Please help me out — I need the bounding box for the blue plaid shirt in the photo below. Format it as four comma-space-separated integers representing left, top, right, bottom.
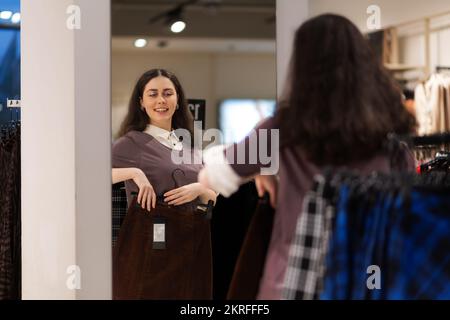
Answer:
321, 174, 450, 300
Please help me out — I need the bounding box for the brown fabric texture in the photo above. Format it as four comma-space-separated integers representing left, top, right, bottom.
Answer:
113, 196, 212, 300
227, 195, 274, 300
0, 128, 21, 300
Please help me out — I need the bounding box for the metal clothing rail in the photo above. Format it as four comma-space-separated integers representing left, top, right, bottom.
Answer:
436, 66, 450, 72
0, 23, 19, 30
398, 132, 450, 147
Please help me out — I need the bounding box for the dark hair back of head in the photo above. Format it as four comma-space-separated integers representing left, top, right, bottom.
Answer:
277, 14, 416, 165
118, 69, 194, 145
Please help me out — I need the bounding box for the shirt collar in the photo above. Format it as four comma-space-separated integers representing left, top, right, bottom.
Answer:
144, 124, 179, 141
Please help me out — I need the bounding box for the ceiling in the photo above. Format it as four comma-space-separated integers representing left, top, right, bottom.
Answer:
112, 36, 276, 54
111, 0, 276, 39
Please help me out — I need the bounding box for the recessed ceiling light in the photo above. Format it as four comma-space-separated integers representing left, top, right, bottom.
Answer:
0, 11, 13, 20
170, 21, 186, 33
134, 39, 147, 48
11, 13, 20, 24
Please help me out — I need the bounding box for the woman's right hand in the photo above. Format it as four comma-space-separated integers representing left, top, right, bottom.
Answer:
254, 174, 278, 208
132, 168, 156, 211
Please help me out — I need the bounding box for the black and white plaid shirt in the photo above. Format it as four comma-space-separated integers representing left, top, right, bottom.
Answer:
282, 174, 336, 300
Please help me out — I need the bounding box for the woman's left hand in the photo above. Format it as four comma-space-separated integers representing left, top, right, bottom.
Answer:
164, 183, 205, 206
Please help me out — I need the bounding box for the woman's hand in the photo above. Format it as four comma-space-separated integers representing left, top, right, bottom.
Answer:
132, 168, 156, 211
254, 175, 278, 208
198, 168, 211, 189
164, 183, 205, 206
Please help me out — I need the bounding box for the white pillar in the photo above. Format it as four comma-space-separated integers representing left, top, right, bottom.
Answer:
276, 0, 309, 98
21, 0, 111, 299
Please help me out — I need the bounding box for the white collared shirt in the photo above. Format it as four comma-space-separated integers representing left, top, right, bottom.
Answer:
144, 124, 183, 151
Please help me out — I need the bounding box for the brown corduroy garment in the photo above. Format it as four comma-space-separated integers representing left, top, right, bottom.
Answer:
0, 128, 21, 300
113, 197, 212, 300
227, 195, 274, 300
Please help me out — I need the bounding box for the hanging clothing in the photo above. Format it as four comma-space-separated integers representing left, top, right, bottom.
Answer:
226, 193, 274, 300
113, 196, 212, 299
415, 73, 450, 135
202, 117, 415, 299
282, 174, 336, 300
0, 125, 21, 300
303, 171, 450, 300
112, 182, 127, 247
112, 130, 211, 299
210, 181, 259, 300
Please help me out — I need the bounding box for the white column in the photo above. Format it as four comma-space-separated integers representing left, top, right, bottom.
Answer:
276, 0, 309, 98
21, 0, 111, 299
73, 0, 111, 300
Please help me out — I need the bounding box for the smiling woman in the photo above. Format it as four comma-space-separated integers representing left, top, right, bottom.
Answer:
111, 68, 217, 299
140, 77, 178, 131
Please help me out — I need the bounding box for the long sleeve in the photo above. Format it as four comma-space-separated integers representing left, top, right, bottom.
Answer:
202, 117, 279, 197
112, 134, 140, 168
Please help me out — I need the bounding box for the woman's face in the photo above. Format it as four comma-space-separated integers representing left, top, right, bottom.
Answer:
140, 76, 178, 128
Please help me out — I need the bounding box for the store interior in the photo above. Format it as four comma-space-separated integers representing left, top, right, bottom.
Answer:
1, 0, 450, 299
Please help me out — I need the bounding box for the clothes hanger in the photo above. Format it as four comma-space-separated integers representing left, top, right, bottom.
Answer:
418, 151, 450, 173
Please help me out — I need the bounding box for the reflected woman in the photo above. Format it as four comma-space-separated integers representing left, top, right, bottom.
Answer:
112, 68, 217, 299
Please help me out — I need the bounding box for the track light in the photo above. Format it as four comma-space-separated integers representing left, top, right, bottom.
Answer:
134, 39, 147, 48
11, 13, 20, 24
0, 11, 13, 20
170, 20, 186, 33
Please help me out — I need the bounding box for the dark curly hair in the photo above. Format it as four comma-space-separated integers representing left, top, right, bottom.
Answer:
118, 69, 194, 145
276, 14, 416, 165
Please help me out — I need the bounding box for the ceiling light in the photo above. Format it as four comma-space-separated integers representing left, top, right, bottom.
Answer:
11, 13, 20, 24
134, 39, 147, 48
170, 21, 186, 33
0, 11, 13, 20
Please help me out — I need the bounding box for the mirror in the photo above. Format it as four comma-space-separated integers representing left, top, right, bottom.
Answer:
111, 0, 276, 300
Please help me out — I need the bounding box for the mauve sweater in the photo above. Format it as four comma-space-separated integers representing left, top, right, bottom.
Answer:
112, 130, 204, 211
218, 117, 414, 300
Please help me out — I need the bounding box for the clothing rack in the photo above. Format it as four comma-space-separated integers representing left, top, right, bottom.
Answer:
0, 103, 21, 131
436, 66, 450, 72
0, 23, 20, 30
404, 132, 450, 147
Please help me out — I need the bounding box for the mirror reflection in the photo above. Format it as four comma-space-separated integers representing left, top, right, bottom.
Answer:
111, 0, 276, 300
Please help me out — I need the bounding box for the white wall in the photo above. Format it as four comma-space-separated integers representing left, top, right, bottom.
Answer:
398, 15, 450, 74
112, 51, 276, 138
309, 0, 450, 33
309, 0, 450, 85
21, 0, 111, 299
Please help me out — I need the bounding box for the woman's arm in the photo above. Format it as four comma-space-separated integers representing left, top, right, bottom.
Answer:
200, 117, 279, 197
112, 167, 156, 211
163, 182, 217, 206
112, 167, 141, 184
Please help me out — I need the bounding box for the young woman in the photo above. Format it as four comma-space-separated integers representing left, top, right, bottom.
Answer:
112, 69, 217, 299
198, 14, 416, 299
